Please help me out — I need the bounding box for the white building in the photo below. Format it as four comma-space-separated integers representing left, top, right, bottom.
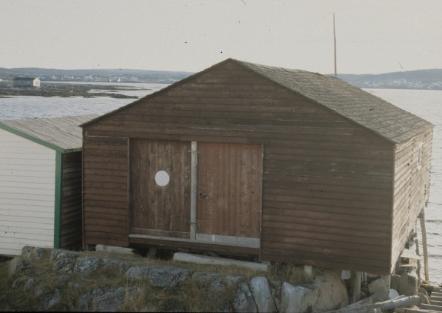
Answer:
0, 115, 95, 255
13, 77, 41, 88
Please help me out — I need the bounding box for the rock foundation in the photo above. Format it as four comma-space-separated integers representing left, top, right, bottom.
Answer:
2, 246, 350, 312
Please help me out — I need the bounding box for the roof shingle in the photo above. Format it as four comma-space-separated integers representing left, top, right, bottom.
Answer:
0, 115, 97, 152
236, 59, 432, 143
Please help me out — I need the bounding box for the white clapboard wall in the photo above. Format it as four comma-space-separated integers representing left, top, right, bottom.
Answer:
0, 128, 55, 255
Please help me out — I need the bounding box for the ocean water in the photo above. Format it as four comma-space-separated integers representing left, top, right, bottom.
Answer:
0, 83, 165, 120
0, 86, 441, 281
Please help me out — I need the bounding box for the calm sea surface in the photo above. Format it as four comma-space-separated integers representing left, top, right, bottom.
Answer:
0, 85, 441, 282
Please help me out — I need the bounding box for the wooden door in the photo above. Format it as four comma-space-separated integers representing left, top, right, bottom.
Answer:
197, 143, 262, 240
130, 139, 190, 238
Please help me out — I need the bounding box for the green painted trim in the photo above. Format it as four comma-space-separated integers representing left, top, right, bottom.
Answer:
54, 151, 63, 249
0, 121, 66, 152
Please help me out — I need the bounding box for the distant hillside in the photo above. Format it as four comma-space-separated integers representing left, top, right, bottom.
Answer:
0, 67, 191, 84
338, 69, 442, 90
2, 66, 442, 90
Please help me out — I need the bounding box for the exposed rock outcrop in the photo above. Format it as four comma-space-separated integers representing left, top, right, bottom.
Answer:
0, 246, 351, 312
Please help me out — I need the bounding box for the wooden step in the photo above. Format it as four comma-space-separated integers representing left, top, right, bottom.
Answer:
403, 309, 439, 313
432, 292, 442, 297
433, 296, 442, 301
420, 303, 442, 311
432, 300, 442, 306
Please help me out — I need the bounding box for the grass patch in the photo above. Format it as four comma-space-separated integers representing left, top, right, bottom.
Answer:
1, 248, 293, 311
119, 277, 237, 312
0, 261, 10, 308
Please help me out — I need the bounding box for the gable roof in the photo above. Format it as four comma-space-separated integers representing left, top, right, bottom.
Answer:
0, 114, 97, 152
235, 60, 432, 143
82, 58, 432, 143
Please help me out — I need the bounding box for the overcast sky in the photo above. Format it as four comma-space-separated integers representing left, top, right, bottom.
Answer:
1, 0, 441, 74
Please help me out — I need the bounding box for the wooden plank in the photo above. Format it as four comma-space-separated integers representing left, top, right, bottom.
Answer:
131, 227, 189, 239
197, 142, 262, 238
130, 139, 191, 235
190, 141, 197, 240
129, 235, 259, 258
83, 136, 129, 247
391, 128, 432, 269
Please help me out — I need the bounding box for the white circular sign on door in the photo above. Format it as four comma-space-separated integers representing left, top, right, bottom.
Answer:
154, 170, 170, 187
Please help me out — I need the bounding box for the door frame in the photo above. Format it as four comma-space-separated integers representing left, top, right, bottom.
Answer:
128, 138, 264, 249
128, 138, 191, 237
193, 141, 263, 248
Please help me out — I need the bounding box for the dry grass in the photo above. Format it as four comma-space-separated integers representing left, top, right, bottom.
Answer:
268, 262, 318, 284
119, 277, 237, 312
1, 250, 295, 311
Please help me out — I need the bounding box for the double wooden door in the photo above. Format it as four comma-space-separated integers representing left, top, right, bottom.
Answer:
130, 140, 262, 244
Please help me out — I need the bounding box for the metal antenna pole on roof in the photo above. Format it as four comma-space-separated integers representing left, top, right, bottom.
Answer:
333, 13, 338, 76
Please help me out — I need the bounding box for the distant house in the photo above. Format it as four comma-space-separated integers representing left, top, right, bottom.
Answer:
13, 77, 41, 88
81, 58, 433, 275
0, 115, 96, 256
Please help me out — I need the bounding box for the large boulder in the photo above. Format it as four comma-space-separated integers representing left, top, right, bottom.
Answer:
280, 282, 318, 313
192, 272, 239, 312
192, 272, 243, 291
101, 258, 131, 273
311, 272, 348, 312
224, 274, 244, 287
269, 280, 282, 312
8, 257, 26, 277
74, 256, 102, 273
39, 289, 62, 310
21, 246, 49, 261
93, 287, 128, 312
125, 265, 190, 288
125, 266, 151, 280
147, 266, 190, 288
249, 276, 277, 313
389, 289, 400, 300
51, 249, 80, 273
233, 282, 257, 313
78, 287, 135, 311
368, 276, 389, 301
192, 272, 224, 291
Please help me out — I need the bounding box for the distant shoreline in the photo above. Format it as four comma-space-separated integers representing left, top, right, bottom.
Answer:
0, 82, 148, 99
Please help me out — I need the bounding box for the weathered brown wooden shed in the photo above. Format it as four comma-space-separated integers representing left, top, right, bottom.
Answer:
81, 59, 432, 274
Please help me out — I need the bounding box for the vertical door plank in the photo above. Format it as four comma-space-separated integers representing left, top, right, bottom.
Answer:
130, 139, 190, 236
197, 143, 262, 238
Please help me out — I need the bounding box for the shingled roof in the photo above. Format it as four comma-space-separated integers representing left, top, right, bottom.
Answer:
0, 115, 97, 152
235, 59, 432, 143
83, 58, 432, 143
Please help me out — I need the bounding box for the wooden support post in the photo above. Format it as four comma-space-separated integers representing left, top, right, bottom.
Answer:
414, 225, 422, 286
419, 209, 430, 282
190, 141, 198, 240
351, 271, 362, 303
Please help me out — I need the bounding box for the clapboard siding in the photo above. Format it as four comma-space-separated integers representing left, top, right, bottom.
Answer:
60, 152, 82, 249
0, 128, 55, 255
83, 61, 397, 273
391, 128, 433, 270
83, 136, 129, 247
